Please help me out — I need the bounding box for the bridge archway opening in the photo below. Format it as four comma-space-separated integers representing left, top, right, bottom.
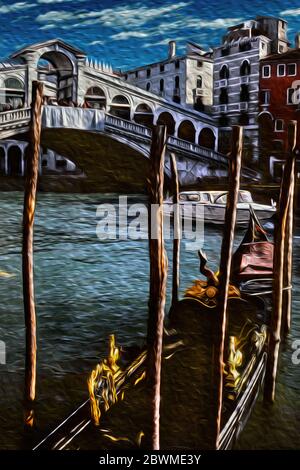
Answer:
7, 146, 22, 176
84, 86, 106, 109
198, 128, 215, 150
0, 77, 25, 111
134, 103, 154, 127
177, 120, 196, 143
157, 112, 175, 135
110, 95, 131, 120
37, 51, 74, 104
0, 147, 5, 175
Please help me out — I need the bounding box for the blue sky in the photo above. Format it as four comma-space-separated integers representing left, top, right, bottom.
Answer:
1, 0, 300, 70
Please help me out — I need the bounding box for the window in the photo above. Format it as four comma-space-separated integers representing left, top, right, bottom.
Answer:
219, 64, 229, 80
147, 68, 151, 78
287, 63, 296, 76
219, 88, 228, 105
175, 59, 180, 69
240, 84, 250, 102
197, 60, 203, 67
275, 119, 284, 132
197, 76, 202, 88
135, 71, 139, 78
240, 60, 251, 76
287, 88, 295, 104
146, 82, 151, 91
160, 64, 165, 73
160, 79, 164, 93
279, 45, 285, 53
277, 64, 286, 76
175, 76, 180, 88
261, 90, 270, 105
124, 74, 128, 80
262, 65, 271, 78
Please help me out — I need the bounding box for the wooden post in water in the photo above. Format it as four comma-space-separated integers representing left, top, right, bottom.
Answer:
147, 125, 168, 450
264, 121, 297, 402
22, 81, 43, 422
212, 126, 243, 449
170, 153, 180, 309
282, 122, 297, 335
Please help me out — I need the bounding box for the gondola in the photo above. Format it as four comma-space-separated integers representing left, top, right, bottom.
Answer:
33, 208, 277, 451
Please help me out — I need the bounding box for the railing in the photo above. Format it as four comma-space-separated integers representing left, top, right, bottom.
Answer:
168, 135, 228, 163
0, 106, 224, 162
105, 114, 152, 138
0, 107, 31, 127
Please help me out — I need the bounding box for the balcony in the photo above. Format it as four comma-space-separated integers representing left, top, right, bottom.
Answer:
195, 88, 204, 96
240, 76, 250, 84
239, 102, 248, 111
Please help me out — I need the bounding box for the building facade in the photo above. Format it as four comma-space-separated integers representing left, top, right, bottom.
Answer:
213, 16, 289, 164
122, 41, 213, 113
259, 38, 300, 179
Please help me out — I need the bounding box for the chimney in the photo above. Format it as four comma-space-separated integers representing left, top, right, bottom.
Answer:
295, 33, 300, 49
168, 40, 176, 59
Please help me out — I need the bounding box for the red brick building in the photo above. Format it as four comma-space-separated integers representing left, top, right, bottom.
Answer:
259, 39, 300, 180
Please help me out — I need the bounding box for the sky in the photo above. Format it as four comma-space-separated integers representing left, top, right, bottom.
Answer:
1, 0, 300, 70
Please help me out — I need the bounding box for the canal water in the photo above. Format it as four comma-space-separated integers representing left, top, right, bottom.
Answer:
0, 192, 299, 449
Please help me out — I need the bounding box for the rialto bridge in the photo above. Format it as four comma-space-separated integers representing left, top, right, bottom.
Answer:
0, 39, 259, 190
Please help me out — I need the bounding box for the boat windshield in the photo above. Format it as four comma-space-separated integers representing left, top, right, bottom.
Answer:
214, 191, 253, 204
179, 193, 201, 202
238, 191, 253, 203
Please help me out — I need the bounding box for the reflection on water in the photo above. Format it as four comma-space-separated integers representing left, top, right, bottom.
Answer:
0, 192, 299, 449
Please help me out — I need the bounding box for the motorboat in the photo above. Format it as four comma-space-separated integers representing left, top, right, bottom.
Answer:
164, 190, 276, 226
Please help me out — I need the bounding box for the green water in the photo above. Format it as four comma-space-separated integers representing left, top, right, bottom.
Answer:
0, 192, 299, 449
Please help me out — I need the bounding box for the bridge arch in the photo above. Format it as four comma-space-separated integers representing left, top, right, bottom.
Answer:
0, 147, 5, 174
0, 77, 25, 111
156, 111, 175, 135
134, 103, 154, 127
109, 95, 131, 120
177, 120, 196, 143
37, 50, 75, 103
198, 127, 216, 150
84, 86, 107, 109
7, 145, 22, 176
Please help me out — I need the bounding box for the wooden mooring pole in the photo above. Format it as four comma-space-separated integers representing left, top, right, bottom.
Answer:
264, 120, 297, 402
147, 125, 168, 450
170, 154, 180, 309
282, 122, 297, 335
212, 126, 243, 449
22, 81, 43, 423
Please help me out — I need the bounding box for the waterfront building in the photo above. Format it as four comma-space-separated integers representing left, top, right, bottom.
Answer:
213, 16, 289, 164
259, 35, 300, 179
122, 41, 214, 114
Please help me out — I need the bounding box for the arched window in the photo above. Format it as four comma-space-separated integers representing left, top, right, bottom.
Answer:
240, 60, 251, 76
109, 95, 131, 120
84, 86, 106, 109
177, 120, 196, 143
220, 88, 228, 104
197, 76, 202, 88
160, 79, 164, 93
219, 65, 229, 80
199, 128, 216, 150
134, 103, 154, 127
157, 112, 175, 135
1, 77, 25, 111
146, 82, 151, 91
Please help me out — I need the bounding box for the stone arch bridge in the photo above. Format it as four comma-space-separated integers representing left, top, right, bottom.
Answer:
0, 39, 259, 190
